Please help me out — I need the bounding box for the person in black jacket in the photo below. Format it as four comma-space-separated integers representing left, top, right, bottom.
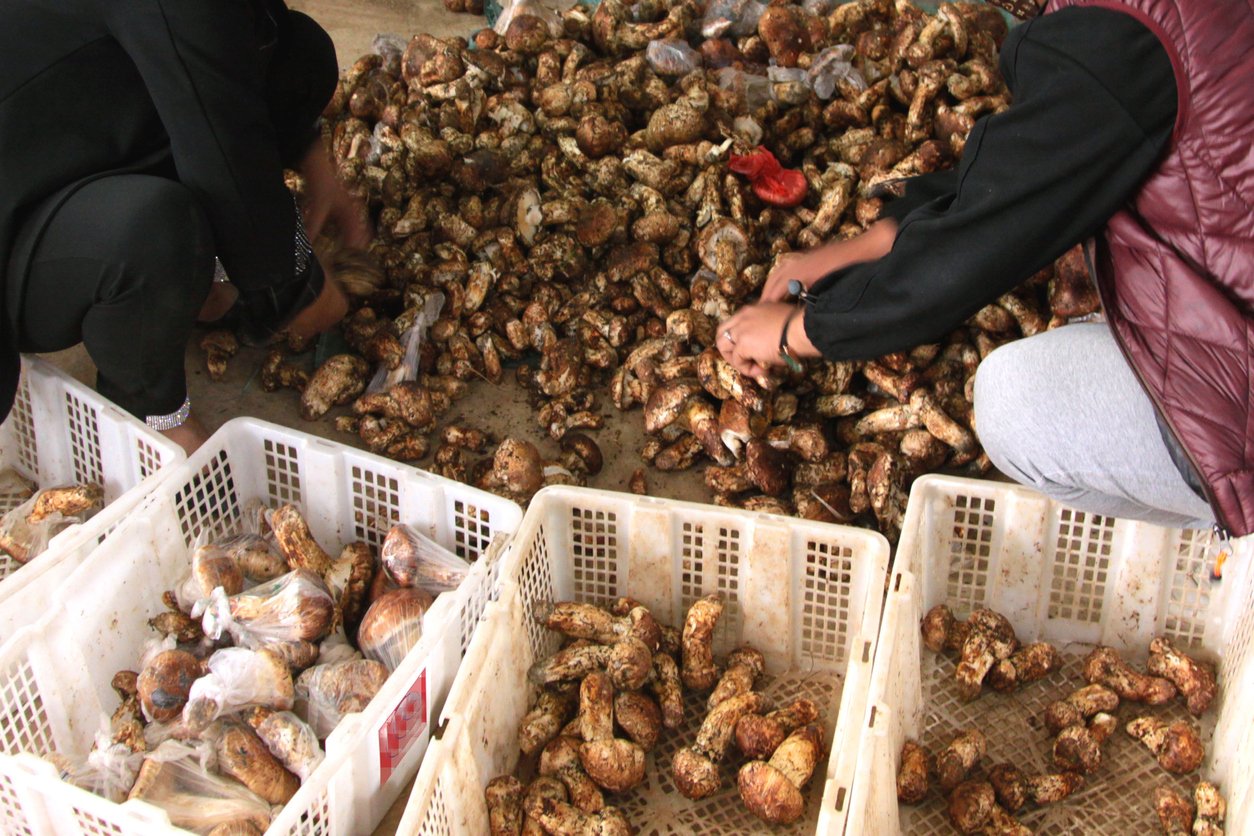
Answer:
0, 1, 366, 454
715, 3, 1218, 529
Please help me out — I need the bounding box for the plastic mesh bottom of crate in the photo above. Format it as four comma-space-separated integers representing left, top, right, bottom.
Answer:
519, 671, 844, 834
899, 652, 1216, 834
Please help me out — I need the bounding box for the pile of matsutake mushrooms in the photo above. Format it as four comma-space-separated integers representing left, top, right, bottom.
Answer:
898, 604, 1226, 834
486, 593, 828, 833
207, 0, 1104, 541
43, 506, 467, 835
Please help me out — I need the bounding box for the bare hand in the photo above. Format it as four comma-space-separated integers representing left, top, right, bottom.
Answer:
283, 270, 348, 341
760, 219, 899, 302
298, 138, 371, 248
716, 302, 820, 380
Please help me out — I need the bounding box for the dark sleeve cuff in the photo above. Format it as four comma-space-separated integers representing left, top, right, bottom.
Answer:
237, 255, 325, 346
877, 168, 961, 224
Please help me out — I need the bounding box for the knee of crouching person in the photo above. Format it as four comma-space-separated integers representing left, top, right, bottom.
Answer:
971, 341, 1034, 482
121, 181, 215, 315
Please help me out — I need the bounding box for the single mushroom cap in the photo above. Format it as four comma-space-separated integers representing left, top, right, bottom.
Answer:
738, 760, 804, 824
560, 433, 604, 475
493, 438, 544, 495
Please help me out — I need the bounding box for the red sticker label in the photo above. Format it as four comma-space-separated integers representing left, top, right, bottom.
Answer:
378, 668, 428, 784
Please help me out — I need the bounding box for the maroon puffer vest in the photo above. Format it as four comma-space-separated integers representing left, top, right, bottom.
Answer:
1048, 0, 1254, 535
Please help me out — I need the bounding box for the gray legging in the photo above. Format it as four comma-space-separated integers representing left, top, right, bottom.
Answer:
973, 322, 1215, 529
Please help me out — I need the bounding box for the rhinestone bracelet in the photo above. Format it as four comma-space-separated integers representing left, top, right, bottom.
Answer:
145, 396, 192, 431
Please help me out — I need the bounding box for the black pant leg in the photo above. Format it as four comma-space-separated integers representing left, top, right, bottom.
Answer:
16, 174, 214, 418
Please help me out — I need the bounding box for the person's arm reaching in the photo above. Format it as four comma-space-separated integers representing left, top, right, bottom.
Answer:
800, 7, 1177, 361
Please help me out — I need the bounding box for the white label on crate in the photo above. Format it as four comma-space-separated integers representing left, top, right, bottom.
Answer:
378, 668, 428, 784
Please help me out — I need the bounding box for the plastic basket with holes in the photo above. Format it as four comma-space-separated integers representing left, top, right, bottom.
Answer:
0, 416, 522, 836
395, 485, 890, 835
844, 474, 1254, 834
0, 356, 182, 642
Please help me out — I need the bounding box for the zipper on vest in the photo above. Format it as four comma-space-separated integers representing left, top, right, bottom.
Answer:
1084, 240, 1231, 536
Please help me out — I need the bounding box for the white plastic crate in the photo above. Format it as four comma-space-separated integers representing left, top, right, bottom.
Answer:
0, 356, 183, 641
847, 474, 1254, 834
398, 485, 890, 835
0, 416, 522, 836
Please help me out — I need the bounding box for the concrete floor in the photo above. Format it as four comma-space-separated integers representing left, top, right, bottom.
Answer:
40, 1, 703, 831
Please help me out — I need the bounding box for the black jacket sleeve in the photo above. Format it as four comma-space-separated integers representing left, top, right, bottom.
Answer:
102, 0, 324, 332
802, 6, 1177, 361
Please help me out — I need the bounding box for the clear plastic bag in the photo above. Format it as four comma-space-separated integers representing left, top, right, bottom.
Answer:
251, 709, 325, 781
493, 0, 563, 37
197, 569, 335, 648
128, 740, 271, 835
367, 290, 444, 395
380, 523, 470, 594
0, 484, 101, 563
701, 0, 766, 38
768, 65, 812, 104
295, 660, 390, 739
316, 626, 363, 666
176, 532, 247, 611
808, 44, 865, 101
356, 587, 431, 672
715, 67, 773, 112
646, 39, 703, 76
183, 647, 296, 732
46, 731, 145, 803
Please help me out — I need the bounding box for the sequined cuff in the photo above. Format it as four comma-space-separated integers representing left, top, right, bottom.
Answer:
145, 396, 191, 431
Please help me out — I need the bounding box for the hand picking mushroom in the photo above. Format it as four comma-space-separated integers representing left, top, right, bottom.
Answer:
738, 723, 824, 825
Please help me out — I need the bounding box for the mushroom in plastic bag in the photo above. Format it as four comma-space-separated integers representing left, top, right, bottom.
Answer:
197, 569, 335, 648
356, 587, 432, 671
0, 483, 102, 563
380, 523, 471, 594
182, 647, 295, 733
44, 730, 145, 803
128, 739, 272, 835
295, 659, 390, 739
